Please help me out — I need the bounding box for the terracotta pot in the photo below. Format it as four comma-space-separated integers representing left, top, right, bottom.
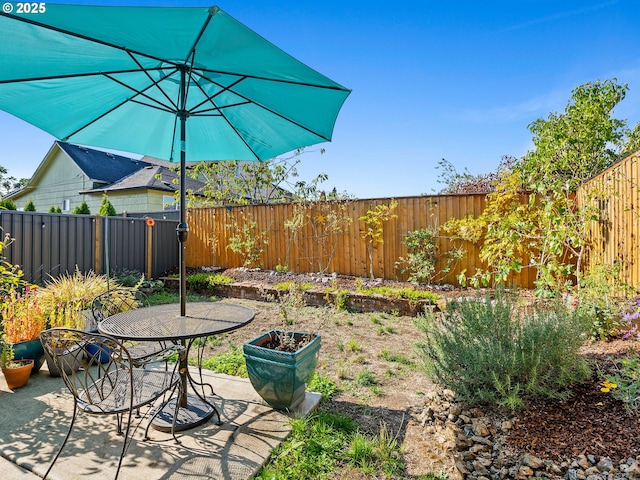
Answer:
2, 359, 34, 389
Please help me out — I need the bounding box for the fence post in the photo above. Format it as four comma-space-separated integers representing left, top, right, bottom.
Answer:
146, 217, 154, 279
94, 215, 101, 274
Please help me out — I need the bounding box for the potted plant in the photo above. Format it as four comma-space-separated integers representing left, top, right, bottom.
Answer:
37, 270, 110, 376
243, 284, 321, 410
0, 336, 34, 389
1, 286, 47, 374
40, 299, 88, 377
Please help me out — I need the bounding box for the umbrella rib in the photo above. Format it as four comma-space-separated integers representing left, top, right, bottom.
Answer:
195, 90, 332, 143
178, 13, 214, 118
183, 74, 261, 158
129, 99, 175, 114
126, 51, 179, 112
61, 81, 174, 141
62, 64, 183, 141
0, 67, 166, 85
192, 102, 250, 115
196, 67, 350, 93
187, 75, 246, 114
186, 72, 333, 142
103, 70, 178, 114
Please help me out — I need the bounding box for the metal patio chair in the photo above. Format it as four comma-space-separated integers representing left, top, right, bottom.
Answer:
40, 328, 181, 480
90, 288, 175, 367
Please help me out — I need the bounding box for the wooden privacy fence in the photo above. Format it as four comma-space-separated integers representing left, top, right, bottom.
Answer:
577, 151, 640, 287
185, 195, 538, 288
0, 211, 178, 285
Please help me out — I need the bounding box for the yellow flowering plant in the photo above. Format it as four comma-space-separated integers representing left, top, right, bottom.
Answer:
600, 379, 617, 393
602, 355, 640, 414
1, 285, 46, 343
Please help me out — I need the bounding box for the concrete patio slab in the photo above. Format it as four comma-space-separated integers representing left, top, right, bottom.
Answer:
0, 364, 320, 480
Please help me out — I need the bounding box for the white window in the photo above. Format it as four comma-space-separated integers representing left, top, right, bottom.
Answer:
62, 199, 70, 212
163, 195, 178, 211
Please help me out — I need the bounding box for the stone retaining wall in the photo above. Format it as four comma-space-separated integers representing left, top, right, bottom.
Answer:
161, 277, 435, 317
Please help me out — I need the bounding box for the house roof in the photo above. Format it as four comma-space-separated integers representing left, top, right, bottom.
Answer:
57, 141, 152, 184
79, 164, 205, 194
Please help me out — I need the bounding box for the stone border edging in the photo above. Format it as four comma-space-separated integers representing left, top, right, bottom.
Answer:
160, 277, 436, 317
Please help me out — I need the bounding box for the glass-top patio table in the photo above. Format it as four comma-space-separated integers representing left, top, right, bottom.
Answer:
98, 301, 254, 432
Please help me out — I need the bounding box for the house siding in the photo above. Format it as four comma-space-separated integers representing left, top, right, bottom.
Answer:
9, 148, 97, 212
7, 144, 181, 215
85, 190, 172, 215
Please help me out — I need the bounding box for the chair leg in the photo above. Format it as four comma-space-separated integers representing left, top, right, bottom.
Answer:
116, 413, 124, 435
43, 402, 78, 480
115, 409, 136, 480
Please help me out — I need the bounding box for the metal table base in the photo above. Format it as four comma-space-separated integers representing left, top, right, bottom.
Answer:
151, 395, 220, 432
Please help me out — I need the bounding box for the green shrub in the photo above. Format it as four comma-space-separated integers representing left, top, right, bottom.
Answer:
24, 200, 36, 212
307, 373, 340, 401
200, 346, 247, 377
72, 200, 90, 215
415, 288, 591, 409
576, 261, 631, 341
38, 270, 111, 329
99, 195, 117, 216
111, 268, 143, 287
355, 284, 440, 304
0, 200, 16, 210
395, 227, 437, 283
274, 281, 312, 291
186, 273, 235, 291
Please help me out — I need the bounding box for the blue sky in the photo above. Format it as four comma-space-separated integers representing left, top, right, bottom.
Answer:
1, 0, 640, 199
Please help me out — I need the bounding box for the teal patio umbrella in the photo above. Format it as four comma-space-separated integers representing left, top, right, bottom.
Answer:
0, 4, 350, 315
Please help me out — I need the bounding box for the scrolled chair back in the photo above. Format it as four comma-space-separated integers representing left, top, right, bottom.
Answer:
39, 327, 180, 479
40, 328, 135, 414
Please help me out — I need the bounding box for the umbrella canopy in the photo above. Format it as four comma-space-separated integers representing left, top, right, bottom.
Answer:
0, 4, 350, 314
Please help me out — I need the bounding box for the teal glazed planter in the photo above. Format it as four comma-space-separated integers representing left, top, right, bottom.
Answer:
243, 330, 321, 410
12, 338, 45, 375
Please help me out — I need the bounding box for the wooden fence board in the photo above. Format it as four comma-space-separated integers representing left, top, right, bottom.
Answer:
577, 152, 640, 288
185, 195, 536, 288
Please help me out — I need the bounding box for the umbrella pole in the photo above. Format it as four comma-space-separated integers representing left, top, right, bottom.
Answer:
176, 66, 189, 317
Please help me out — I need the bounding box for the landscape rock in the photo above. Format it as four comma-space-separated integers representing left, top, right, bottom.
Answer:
418, 389, 640, 480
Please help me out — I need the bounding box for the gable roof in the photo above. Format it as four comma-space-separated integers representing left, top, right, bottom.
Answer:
56, 141, 152, 184
79, 164, 205, 194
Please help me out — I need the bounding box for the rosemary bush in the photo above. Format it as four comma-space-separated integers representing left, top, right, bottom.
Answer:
415, 289, 591, 409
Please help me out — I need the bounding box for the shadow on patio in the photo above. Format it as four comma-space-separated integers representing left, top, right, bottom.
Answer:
0, 365, 319, 479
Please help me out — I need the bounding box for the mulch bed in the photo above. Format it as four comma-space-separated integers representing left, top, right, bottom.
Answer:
506, 349, 640, 462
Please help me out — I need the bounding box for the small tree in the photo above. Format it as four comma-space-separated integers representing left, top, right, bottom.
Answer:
359, 199, 398, 279
24, 200, 36, 212
72, 200, 91, 215
396, 227, 438, 283
225, 210, 269, 268
0, 200, 16, 210
99, 195, 117, 216
443, 79, 640, 295
284, 189, 354, 274
0, 165, 28, 196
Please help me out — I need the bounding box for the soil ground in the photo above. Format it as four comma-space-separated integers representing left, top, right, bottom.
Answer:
190, 267, 640, 478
